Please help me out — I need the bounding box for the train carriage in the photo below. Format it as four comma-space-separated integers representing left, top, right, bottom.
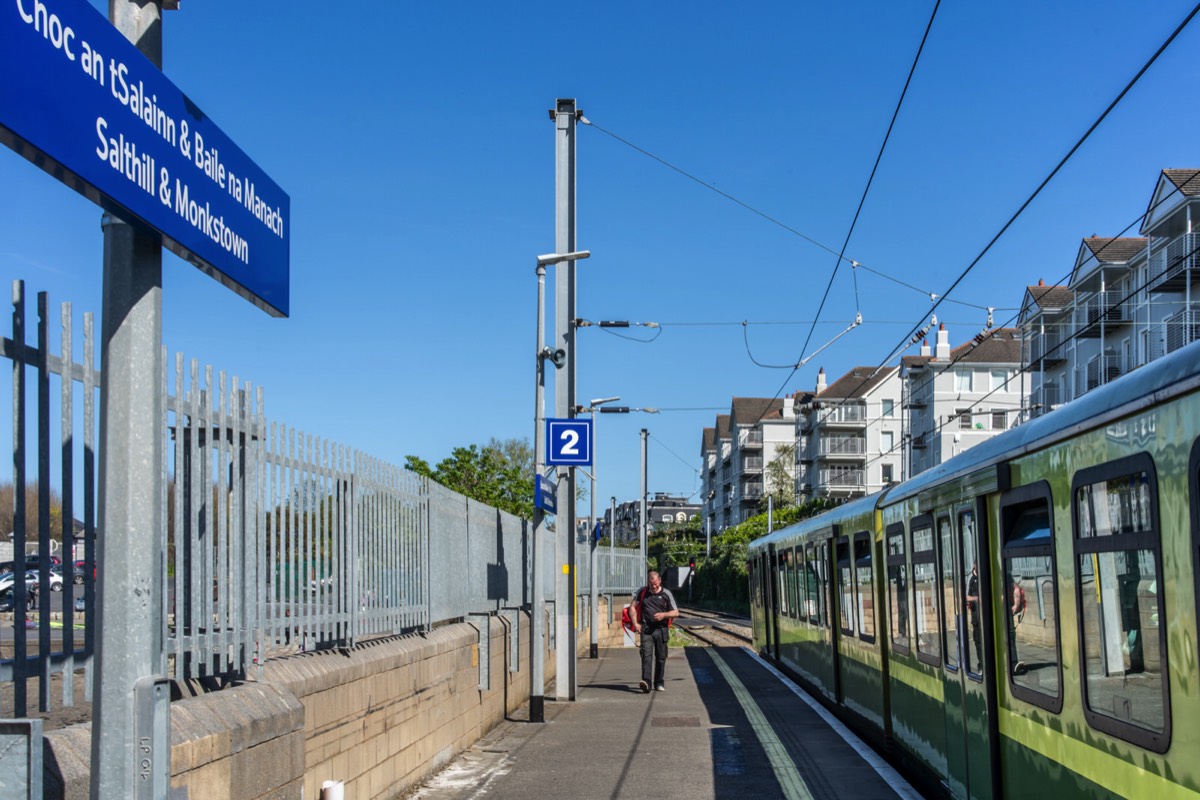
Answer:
749, 340, 1200, 799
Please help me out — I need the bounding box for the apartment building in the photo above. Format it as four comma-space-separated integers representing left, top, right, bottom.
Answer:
700, 398, 795, 531
902, 325, 1023, 477
1021, 169, 1200, 416
793, 365, 902, 500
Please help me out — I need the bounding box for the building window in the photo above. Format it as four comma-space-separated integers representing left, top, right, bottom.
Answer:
957, 409, 973, 431
1073, 454, 1169, 752
992, 409, 1006, 430
1002, 481, 1061, 712
882, 399, 895, 418
955, 369, 974, 392
881, 464, 894, 484
881, 431, 894, 453
991, 369, 1009, 391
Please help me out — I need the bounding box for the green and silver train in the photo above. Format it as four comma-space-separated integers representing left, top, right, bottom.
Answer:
748, 341, 1200, 799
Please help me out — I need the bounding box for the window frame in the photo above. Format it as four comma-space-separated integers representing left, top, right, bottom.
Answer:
1071, 453, 1170, 753
1001, 479, 1062, 713
938, 514, 960, 672
957, 409, 973, 431
836, 535, 854, 636
955, 368, 974, 392
882, 398, 895, 418
911, 513, 941, 667
886, 522, 910, 655
806, 542, 819, 625
853, 530, 876, 643
958, 507, 984, 683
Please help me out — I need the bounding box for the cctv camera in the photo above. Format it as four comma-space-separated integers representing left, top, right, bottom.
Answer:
542, 345, 568, 367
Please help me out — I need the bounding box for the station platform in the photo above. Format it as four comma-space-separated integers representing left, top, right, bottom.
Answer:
410, 641, 925, 800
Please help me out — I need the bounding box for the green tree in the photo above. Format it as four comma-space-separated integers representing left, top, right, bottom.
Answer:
405, 438, 534, 519
761, 443, 796, 513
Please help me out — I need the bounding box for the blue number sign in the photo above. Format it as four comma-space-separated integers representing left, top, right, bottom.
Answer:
546, 418, 592, 466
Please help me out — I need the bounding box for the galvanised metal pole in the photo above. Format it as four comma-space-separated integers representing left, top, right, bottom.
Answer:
610, 495, 617, 579
553, 98, 578, 701
588, 408, 598, 658
640, 428, 648, 573
93, 4, 169, 798
530, 260, 548, 722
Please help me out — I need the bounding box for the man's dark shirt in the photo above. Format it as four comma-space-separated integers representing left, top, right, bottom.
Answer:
638, 586, 678, 632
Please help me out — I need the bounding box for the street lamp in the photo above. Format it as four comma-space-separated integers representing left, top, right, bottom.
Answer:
574, 402, 659, 657
577, 395, 619, 659
531, 249, 589, 723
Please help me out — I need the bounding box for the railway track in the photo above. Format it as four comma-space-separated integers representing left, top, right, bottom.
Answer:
678, 606, 753, 647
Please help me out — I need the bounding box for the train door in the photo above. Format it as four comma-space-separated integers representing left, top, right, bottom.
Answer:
818, 537, 840, 700
941, 503, 997, 800
767, 544, 781, 660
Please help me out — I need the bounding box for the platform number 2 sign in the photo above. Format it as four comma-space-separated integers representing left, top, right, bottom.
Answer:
546, 419, 593, 466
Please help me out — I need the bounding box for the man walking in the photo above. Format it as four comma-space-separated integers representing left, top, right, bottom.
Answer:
631, 571, 679, 693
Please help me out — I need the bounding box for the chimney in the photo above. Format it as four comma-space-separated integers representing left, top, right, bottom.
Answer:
1038, 278, 1045, 286
936, 323, 950, 359
816, 367, 827, 394
920, 339, 930, 357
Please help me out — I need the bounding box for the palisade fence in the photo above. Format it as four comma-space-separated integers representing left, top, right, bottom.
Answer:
1, 281, 642, 719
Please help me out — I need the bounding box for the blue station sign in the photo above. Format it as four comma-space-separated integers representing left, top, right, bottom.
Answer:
546, 418, 592, 467
534, 474, 557, 514
0, 0, 290, 316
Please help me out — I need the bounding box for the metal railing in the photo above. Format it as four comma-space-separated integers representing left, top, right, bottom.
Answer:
2, 282, 643, 718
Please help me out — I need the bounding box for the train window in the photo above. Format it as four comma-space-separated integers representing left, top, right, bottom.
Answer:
820, 542, 832, 630
1072, 454, 1169, 752
776, 550, 789, 618
887, 523, 910, 654
796, 546, 808, 624
790, 547, 801, 620
837, 537, 854, 635
939, 515, 960, 671
911, 516, 941, 666
1002, 480, 1062, 713
854, 532, 876, 642
959, 509, 983, 681
806, 543, 819, 624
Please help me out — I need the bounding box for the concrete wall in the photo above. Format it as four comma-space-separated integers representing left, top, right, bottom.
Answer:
42, 595, 632, 799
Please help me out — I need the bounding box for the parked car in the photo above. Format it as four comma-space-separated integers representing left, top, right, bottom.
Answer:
72, 560, 95, 585
0, 568, 63, 594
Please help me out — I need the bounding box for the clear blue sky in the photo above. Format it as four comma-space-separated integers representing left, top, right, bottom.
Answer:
3, 1, 1199, 512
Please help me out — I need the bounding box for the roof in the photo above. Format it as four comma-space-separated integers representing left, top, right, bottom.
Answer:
730, 397, 783, 425
700, 427, 715, 454
949, 327, 1022, 364
818, 365, 897, 399
1080, 236, 1146, 265
1024, 284, 1074, 312
1163, 169, 1200, 196
715, 415, 731, 439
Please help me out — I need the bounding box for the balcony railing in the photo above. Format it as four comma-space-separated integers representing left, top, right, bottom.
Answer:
818, 437, 866, 457
1166, 309, 1200, 354
1147, 233, 1199, 293
1028, 326, 1067, 365
1076, 294, 1128, 337
912, 433, 928, 449
738, 430, 763, 448
740, 484, 762, 501
742, 456, 763, 471
820, 468, 864, 489
819, 404, 867, 426
1030, 383, 1061, 418
1085, 353, 1121, 392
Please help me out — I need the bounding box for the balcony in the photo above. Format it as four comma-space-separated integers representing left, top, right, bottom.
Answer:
912, 433, 928, 449
1076, 294, 1128, 338
1030, 383, 1061, 419
905, 393, 928, 409
1085, 354, 1121, 392
818, 404, 867, 427
1147, 233, 1199, 293
1028, 326, 1067, 366
738, 430, 763, 449
739, 484, 762, 503
742, 456, 763, 472
819, 468, 864, 491
1165, 309, 1200, 354
817, 437, 866, 459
